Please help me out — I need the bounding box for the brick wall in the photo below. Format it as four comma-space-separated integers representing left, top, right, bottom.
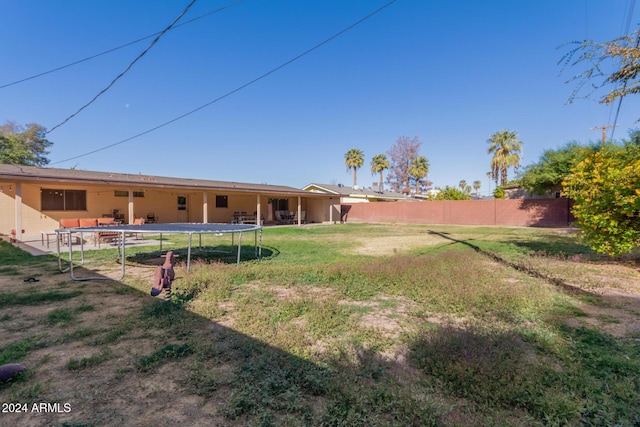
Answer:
342, 198, 572, 227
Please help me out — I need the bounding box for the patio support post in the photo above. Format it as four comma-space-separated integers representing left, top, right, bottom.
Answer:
256, 194, 261, 225
297, 196, 301, 226
203, 192, 208, 224
14, 183, 22, 241
128, 190, 134, 224
329, 197, 333, 223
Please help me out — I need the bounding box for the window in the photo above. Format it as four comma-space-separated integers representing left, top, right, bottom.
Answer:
178, 196, 187, 211
114, 190, 144, 197
216, 195, 228, 208
271, 198, 289, 211
41, 189, 87, 211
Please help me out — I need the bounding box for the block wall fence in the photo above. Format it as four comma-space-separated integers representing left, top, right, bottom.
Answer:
341, 198, 573, 227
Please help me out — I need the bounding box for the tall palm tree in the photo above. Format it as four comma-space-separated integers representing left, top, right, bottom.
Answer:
473, 180, 481, 197
487, 130, 524, 186
344, 148, 364, 188
370, 154, 390, 191
459, 180, 467, 191
409, 156, 430, 194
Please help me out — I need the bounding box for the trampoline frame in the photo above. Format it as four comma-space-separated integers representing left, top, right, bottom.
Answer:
55, 223, 262, 281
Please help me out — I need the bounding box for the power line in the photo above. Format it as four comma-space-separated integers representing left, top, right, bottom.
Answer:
0, 0, 244, 90
50, 0, 399, 166
610, 27, 640, 141
47, 0, 198, 135
609, 0, 636, 141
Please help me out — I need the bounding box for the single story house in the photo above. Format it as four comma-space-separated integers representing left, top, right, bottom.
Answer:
0, 164, 339, 243
502, 184, 564, 199
303, 183, 411, 204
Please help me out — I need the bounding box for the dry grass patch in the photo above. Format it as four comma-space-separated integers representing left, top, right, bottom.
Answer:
347, 234, 446, 256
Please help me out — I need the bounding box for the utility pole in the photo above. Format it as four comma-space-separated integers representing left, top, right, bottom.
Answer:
591, 124, 618, 145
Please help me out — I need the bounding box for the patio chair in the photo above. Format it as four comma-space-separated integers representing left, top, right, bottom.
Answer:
95, 218, 119, 248
131, 218, 145, 239
59, 218, 81, 245
146, 213, 158, 224
79, 218, 98, 245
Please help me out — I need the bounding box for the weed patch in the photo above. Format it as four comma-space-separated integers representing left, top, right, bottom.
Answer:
136, 343, 193, 372
0, 290, 82, 308
0, 335, 49, 365
67, 348, 111, 370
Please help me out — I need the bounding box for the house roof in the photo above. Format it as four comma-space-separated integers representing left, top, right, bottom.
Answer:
0, 164, 321, 197
303, 183, 410, 200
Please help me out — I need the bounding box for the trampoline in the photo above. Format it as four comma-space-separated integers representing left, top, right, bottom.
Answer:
56, 223, 262, 281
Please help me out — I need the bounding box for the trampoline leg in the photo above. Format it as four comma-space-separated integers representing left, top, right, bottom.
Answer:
57, 232, 66, 273
69, 231, 126, 281
187, 233, 193, 272
57, 230, 85, 273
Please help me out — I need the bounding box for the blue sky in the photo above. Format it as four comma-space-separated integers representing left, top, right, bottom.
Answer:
2, 0, 639, 195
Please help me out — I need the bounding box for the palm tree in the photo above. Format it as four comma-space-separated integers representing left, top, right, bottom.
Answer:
409, 156, 430, 194
487, 130, 524, 186
344, 148, 364, 188
458, 180, 467, 191
370, 154, 390, 191
473, 180, 481, 197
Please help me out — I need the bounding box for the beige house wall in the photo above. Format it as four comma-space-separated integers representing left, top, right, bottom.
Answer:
307, 197, 340, 224
0, 187, 17, 235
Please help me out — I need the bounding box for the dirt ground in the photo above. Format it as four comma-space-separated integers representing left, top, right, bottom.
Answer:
1, 244, 640, 426
0, 260, 234, 426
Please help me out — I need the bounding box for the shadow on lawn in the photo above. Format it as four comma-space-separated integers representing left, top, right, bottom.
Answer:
1, 261, 441, 426
427, 229, 594, 297
0, 282, 328, 425
125, 244, 276, 266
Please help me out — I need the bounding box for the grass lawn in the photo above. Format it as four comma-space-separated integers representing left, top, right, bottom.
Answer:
1, 223, 639, 426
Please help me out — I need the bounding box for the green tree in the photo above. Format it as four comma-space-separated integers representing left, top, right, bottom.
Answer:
409, 156, 430, 194
473, 180, 481, 197
563, 143, 640, 256
487, 130, 523, 186
370, 154, 390, 191
458, 180, 467, 191
519, 141, 601, 195
344, 148, 364, 188
433, 186, 471, 200
493, 186, 505, 199
0, 122, 52, 166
